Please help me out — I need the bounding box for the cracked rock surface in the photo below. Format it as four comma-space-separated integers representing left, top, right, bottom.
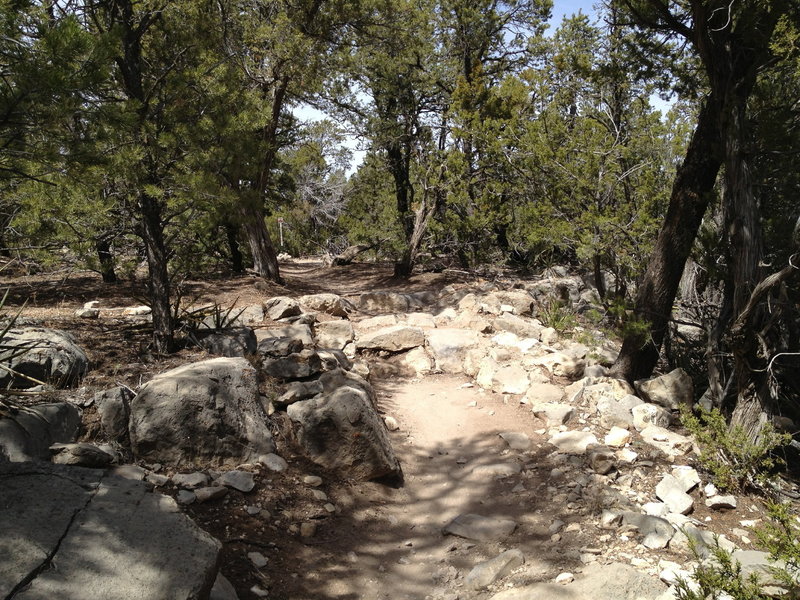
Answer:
0, 462, 220, 600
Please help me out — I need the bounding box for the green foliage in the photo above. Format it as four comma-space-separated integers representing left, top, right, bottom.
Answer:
680, 407, 790, 492
673, 539, 767, 600
755, 501, 800, 590
538, 299, 578, 333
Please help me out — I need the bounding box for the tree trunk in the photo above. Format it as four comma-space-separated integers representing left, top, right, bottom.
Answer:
95, 237, 117, 283
240, 203, 282, 283
224, 221, 244, 273
139, 194, 173, 354
611, 97, 723, 382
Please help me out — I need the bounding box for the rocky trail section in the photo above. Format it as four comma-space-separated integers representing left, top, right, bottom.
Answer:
0, 263, 794, 599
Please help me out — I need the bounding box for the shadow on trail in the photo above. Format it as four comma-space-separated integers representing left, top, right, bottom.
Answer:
272, 376, 588, 600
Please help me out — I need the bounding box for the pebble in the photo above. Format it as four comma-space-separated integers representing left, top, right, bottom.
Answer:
304, 475, 323, 486
300, 522, 318, 538
384, 416, 400, 430
555, 572, 574, 584
246, 505, 262, 516
248, 552, 268, 568
216, 470, 255, 493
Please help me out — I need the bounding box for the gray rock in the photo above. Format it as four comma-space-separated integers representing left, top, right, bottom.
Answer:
499, 432, 531, 451
75, 307, 100, 319
727, 550, 798, 595
50, 443, 115, 468
257, 336, 303, 357
314, 320, 355, 350
172, 472, 209, 489
264, 296, 302, 320
300, 293, 353, 317
492, 313, 541, 339
471, 463, 522, 478
194, 486, 229, 503
488, 562, 667, 600
356, 325, 425, 352
112, 465, 147, 481
248, 551, 269, 568
0, 402, 82, 462
358, 291, 412, 313
277, 380, 324, 406
465, 549, 525, 590
316, 349, 352, 371
287, 384, 402, 481
532, 403, 574, 426
210, 573, 240, 600
0, 461, 220, 600
177, 490, 196, 505
621, 512, 674, 540
216, 470, 255, 492
484, 290, 535, 316
443, 514, 517, 542
600, 510, 622, 528
129, 357, 274, 467
635, 368, 694, 411
639, 426, 693, 457
597, 394, 643, 429
672, 466, 701, 492
0, 327, 88, 389
195, 327, 257, 357
94, 386, 133, 441
262, 350, 323, 380
656, 474, 694, 515
705, 495, 737, 510
492, 364, 530, 394
531, 352, 585, 379
425, 328, 482, 373
258, 453, 288, 472
632, 403, 672, 431
257, 324, 314, 349
671, 525, 737, 558
525, 382, 564, 404
549, 431, 598, 455
587, 445, 616, 475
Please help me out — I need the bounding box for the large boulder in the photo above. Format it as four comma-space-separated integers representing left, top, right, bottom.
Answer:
635, 368, 694, 410
0, 327, 88, 389
287, 383, 401, 481
261, 350, 323, 380
128, 357, 274, 467
358, 292, 412, 313
264, 296, 301, 320
0, 402, 82, 462
0, 461, 220, 600
94, 386, 134, 441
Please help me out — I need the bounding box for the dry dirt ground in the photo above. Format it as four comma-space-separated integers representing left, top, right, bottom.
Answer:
0, 260, 779, 600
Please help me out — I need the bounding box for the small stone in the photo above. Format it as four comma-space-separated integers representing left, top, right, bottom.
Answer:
111, 465, 147, 480
250, 585, 269, 597
384, 416, 400, 431
248, 552, 268, 568
246, 505, 262, 516
300, 522, 318, 538
704, 482, 719, 497
311, 489, 328, 501
172, 472, 209, 489
550, 431, 599, 455
324, 503, 336, 513
194, 486, 228, 503
176, 490, 196, 505
464, 549, 525, 590
216, 470, 255, 493
258, 453, 288, 472
304, 475, 323, 486
145, 472, 170, 486
555, 572, 574, 584
604, 426, 632, 447
643, 502, 669, 517
706, 495, 737, 510
600, 510, 622, 528
443, 514, 517, 542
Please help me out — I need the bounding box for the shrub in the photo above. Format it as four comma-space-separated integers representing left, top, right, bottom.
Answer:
680, 406, 789, 493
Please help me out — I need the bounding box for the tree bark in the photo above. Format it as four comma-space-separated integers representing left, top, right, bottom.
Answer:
224, 220, 244, 273
95, 236, 117, 283
139, 193, 173, 354
611, 97, 723, 382
239, 203, 282, 283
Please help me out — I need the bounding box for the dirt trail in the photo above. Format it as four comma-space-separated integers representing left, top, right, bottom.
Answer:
294, 374, 571, 600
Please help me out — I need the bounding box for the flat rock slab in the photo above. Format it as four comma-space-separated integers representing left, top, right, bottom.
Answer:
443, 514, 517, 542
499, 432, 531, 451
0, 402, 82, 462
465, 549, 525, 590
488, 562, 667, 600
549, 431, 598, 455
355, 325, 425, 352
0, 462, 220, 600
